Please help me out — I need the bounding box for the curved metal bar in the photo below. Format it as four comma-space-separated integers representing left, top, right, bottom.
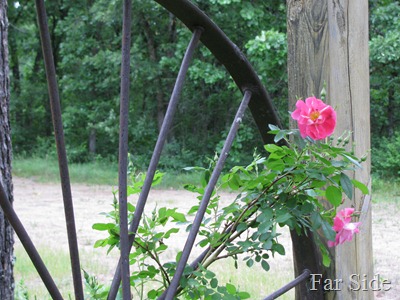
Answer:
0, 182, 63, 299
107, 27, 203, 300
154, 0, 282, 144
162, 90, 252, 300
117, 0, 133, 298
34, 1, 84, 299
263, 269, 311, 300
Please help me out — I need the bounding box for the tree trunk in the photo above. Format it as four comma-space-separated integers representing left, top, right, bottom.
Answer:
141, 14, 166, 132
89, 128, 96, 156
0, 0, 15, 298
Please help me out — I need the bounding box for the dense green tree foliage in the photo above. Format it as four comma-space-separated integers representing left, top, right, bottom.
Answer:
369, 0, 400, 177
8, 0, 287, 168
7, 1, 399, 177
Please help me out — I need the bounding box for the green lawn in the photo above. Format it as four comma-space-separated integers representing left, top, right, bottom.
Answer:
12, 157, 202, 189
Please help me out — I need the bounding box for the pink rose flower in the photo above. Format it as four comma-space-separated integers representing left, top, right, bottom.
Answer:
328, 208, 361, 247
291, 97, 336, 140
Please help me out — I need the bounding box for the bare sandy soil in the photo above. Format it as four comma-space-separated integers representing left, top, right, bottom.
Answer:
12, 177, 400, 299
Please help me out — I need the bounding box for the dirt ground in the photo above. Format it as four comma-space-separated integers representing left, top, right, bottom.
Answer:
12, 177, 400, 299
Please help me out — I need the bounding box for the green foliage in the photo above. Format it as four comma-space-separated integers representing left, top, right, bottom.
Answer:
7, 0, 400, 178
9, 0, 288, 170
372, 132, 400, 178
14, 280, 30, 300
89, 126, 367, 299
369, 1, 400, 147
83, 270, 110, 300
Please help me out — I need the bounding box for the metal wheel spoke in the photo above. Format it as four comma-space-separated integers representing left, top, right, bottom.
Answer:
34, 0, 84, 298
117, 0, 133, 298
0, 182, 63, 299
162, 90, 252, 300
107, 27, 203, 300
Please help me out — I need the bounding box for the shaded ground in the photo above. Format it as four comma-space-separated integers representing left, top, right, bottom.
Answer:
12, 177, 400, 299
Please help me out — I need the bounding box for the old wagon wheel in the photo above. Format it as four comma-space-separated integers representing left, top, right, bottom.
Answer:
0, 0, 319, 299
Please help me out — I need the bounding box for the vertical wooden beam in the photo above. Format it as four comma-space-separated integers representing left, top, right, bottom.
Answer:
327, 1, 373, 299
287, 0, 372, 299
287, 1, 329, 298
287, 0, 329, 103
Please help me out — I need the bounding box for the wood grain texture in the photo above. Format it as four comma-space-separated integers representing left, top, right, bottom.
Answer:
287, 1, 329, 298
287, 0, 329, 109
287, 0, 372, 299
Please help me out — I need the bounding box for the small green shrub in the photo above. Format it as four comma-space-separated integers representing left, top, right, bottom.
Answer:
372, 132, 400, 179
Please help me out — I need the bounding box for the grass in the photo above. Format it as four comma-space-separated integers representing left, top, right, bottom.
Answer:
14, 245, 294, 299
210, 258, 294, 299
12, 157, 203, 189
14, 245, 118, 299
12, 157, 119, 186
371, 176, 400, 204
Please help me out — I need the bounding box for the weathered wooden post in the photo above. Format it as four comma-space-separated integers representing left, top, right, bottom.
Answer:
286, 0, 373, 299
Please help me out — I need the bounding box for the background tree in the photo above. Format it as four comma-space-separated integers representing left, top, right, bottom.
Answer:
8, 0, 288, 168
369, 0, 400, 177
6, 0, 399, 178
0, 0, 15, 298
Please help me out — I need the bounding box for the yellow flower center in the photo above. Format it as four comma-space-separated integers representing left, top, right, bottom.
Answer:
310, 110, 320, 122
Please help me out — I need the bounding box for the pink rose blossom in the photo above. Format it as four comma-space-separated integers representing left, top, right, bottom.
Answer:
328, 208, 361, 247
291, 97, 336, 140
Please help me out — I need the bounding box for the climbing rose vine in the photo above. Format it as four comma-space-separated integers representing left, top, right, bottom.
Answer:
291, 96, 337, 140
291, 97, 361, 247
89, 97, 367, 299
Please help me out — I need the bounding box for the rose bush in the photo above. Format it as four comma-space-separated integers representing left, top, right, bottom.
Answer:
89, 98, 367, 299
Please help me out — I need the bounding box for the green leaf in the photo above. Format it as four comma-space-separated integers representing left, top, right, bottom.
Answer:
210, 277, 218, 289
321, 220, 336, 242
268, 124, 281, 131
272, 243, 285, 255
171, 211, 187, 222
238, 292, 251, 299
246, 258, 254, 268
261, 260, 270, 272
127, 202, 135, 212
228, 173, 241, 190
274, 130, 285, 143
93, 239, 108, 248
340, 173, 353, 199
275, 212, 292, 224
147, 289, 159, 299
264, 144, 282, 153
226, 283, 236, 295
341, 153, 362, 168
236, 223, 248, 233
92, 223, 115, 231
310, 211, 322, 230
325, 186, 342, 207
322, 251, 331, 267
320, 243, 332, 267
266, 158, 285, 172
262, 239, 272, 250
164, 228, 179, 238
351, 179, 369, 194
